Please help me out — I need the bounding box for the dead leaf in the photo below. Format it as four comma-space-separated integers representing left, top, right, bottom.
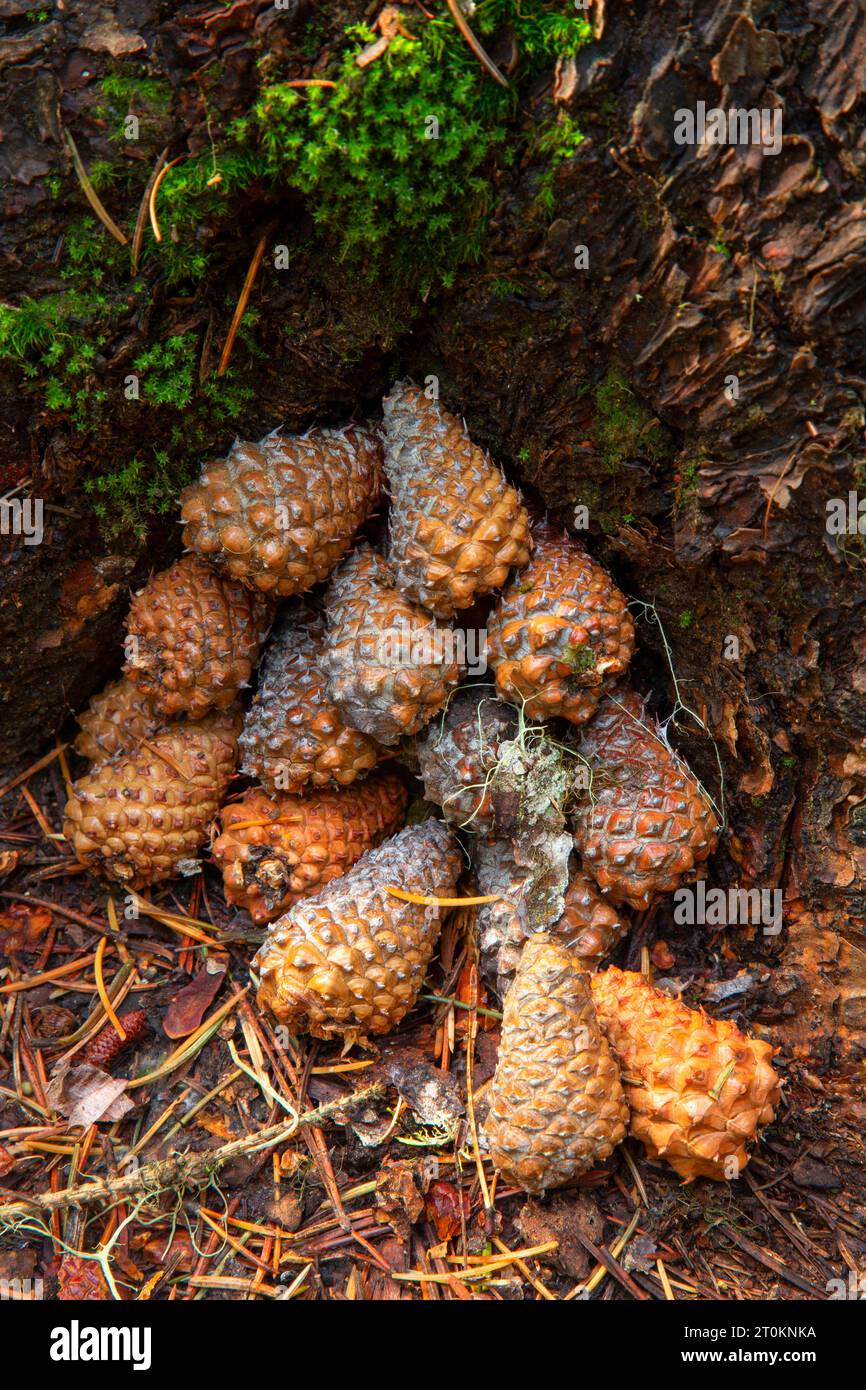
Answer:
162, 964, 225, 1038
375, 1157, 431, 1240
516, 1194, 603, 1281
425, 1180, 470, 1242
46, 1060, 133, 1127
0, 902, 52, 955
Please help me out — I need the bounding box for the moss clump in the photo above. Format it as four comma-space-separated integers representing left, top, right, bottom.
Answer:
594, 366, 672, 471
84, 450, 193, 541
229, 4, 590, 288
0, 3, 593, 535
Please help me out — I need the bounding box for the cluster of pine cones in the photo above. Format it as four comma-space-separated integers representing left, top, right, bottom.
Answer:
64, 381, 780, 1190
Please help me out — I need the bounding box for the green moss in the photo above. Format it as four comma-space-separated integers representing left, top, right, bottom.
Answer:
1, 3, 593, 534
593, 366, 671, 470
227, 4, 590, 288
85, 450, 193, 540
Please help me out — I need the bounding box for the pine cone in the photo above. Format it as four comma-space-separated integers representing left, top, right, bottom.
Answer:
239, 602, 381, 795
322, 545, 460, 746
75, 675, 164, 764
574, 690, 719, 909
254, 820, 462, 1045
416, 687, 517, 832
180, 425, 382, 597
64, 711, 240, 888
475, 843, 628, 1000
555, 867, 630, 963
486, 518, 634, 724
383, 381, 531, 617
485, 935, 628, 1193
124, 555, 273, 720
591, 967, 781, 1181
213, 770, 408, 923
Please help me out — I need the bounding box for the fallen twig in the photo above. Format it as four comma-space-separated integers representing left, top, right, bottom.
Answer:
0, 1081, 383, 1220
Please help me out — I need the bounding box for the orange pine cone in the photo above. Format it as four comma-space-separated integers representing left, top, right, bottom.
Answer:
486, 517, 634, 724
124, 554, 273, 719
591, 966, 781, 1182
213, 771, 408, 923
574, 689, 719, 909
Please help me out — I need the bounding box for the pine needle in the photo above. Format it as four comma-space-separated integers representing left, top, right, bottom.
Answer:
63, 128, 129, 245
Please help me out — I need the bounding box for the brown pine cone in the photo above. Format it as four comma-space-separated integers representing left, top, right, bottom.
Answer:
213, 770, 408, 923
180, 425, 383, 596
239, 602, 381, 795
124, 554, 273, 720
383, 381, 531, 617
486, 517, 634, 724
484, 935, 628, 1193
322, 545, 461, 746
254, 820, 462, 1045
64, 711, 240, 888
574, 690, 719, 909
555, 867, 630, 963
75, 675, 164, 764
416, 687, 517, 832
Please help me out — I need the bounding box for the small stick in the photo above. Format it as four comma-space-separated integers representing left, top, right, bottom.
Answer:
132, 147, 169, 272
217, 223, 275, 376
63, 129, 129, 245
0, 1082, 383, 1220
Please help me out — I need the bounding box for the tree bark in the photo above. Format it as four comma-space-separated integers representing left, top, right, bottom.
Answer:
2, 0, 865, 1065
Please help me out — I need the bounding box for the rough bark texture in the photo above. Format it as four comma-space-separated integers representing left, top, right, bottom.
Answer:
2, 0, 866, 1067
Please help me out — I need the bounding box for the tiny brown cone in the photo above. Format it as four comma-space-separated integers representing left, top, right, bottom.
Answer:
213, 770, 408, 923
179, 424, 382, 597
485, 935, 628, 1194
574, 689, 719, 909
75, 675, 164, 764
254, 820, 461, 1046
124, 554, 273, 720
64, 710, 240, 888
486, 517, 634, 724
591, 967, 781, 1182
